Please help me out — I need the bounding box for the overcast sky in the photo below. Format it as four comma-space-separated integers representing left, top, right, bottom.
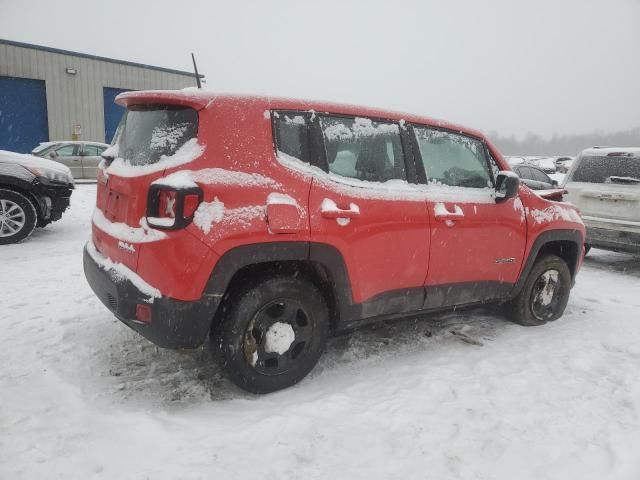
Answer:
1, 0, 639, 138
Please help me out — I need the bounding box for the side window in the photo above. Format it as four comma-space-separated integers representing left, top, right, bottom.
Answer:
532, 168, 550, 184
273, 112, 310, 164
413, 127, 492, 188
320, 116, 406, 182
84, 145, 100, 156
55, 145, 78, 157
518, 166, 535, 180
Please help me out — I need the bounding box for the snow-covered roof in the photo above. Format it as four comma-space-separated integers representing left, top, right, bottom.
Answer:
116, 90, 486, 140
580, 147, 640, 157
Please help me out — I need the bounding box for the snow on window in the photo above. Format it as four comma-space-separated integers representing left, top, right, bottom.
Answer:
149, 123, 191, 153
324, 117, 399, 142
86, 241, 161, 300
284, 115, 306, 125
92, 209, 167, 243
276, 150, 496, 204
105, 139, 204, 178
193, 198, 225, 234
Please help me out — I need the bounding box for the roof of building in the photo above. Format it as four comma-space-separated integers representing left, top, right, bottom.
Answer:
0, 38, 203, 78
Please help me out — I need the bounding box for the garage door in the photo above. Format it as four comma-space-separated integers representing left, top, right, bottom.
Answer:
0, 76, 49, 153
103, 87, 132, 143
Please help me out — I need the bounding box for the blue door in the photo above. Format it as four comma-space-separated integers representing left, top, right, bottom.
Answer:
103, 87, 132, 143
0, 76, 49, 153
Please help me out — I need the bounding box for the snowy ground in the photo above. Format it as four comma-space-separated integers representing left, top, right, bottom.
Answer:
2, 184, 640, 480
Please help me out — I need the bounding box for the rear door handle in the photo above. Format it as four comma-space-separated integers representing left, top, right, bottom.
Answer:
320, 199, 360, 219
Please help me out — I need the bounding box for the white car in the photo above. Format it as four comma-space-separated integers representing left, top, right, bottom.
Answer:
564, 147, 640, 254
526, 156, 557, 174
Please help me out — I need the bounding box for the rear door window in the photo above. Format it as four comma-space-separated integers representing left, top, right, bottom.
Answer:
55, 145, 79, 156
319, 115, 406, 182
113, 105, 198, 166
413, 127, 492, 188
571, 155, 640, 184
83, 145, 101, 156
273, 112, 310, 163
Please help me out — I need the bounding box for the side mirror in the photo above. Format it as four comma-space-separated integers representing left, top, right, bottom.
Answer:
495, 171, 520, 203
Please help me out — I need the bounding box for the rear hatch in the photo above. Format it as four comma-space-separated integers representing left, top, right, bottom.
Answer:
93, 100, 201, 270
564, 152, 640, 224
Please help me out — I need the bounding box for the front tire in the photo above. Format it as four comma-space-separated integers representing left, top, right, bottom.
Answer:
505, 254, 572, 326
0, 189, 38, 245
212, 276, 330, 393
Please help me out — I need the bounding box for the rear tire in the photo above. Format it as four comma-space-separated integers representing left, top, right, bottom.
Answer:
505, 254, 571, 326
0, 189, 38, 245
212, 275, 330, 393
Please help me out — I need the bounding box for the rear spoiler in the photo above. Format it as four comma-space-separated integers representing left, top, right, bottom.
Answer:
115, 90, 214, 110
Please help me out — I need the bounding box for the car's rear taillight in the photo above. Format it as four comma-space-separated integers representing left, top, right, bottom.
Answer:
146, 185, 203, 230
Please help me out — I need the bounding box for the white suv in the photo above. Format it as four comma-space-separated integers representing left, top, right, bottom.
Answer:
564, 147, 640, 254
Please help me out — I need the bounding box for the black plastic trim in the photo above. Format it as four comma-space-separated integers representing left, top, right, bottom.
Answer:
83, 245, 216, 349
508, 229, 584, 298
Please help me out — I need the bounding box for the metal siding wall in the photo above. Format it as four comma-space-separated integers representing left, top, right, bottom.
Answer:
0, 43, 198, 144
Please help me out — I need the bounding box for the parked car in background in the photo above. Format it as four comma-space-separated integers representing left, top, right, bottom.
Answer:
555, 156, 574, 173
513, 164, 559, 190
0, 150, 74, 244
564, 147, 640, 254
32, 141, 109, 180
84, 90, 585, 393
527, 156, 557, 174
513, 163, 565, 201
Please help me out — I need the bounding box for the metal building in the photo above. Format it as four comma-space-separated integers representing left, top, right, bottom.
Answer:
0, 39, 201, 153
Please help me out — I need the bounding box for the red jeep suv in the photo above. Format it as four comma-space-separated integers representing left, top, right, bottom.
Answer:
84, 91, 585, 393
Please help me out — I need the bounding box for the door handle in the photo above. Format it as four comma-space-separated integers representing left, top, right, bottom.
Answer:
434, 203, 464, 221
320, 199, 360, 219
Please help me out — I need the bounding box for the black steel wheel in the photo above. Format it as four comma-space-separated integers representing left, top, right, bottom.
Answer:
505, 254, 572, 326
212, 275, 330, 393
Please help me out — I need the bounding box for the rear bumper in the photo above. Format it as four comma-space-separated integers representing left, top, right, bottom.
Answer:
586, 225, 640, 254
83, 244, 219, 348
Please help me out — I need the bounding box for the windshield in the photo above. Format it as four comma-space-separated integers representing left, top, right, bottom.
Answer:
112, 105, 198, 166
570, 155, 640, 184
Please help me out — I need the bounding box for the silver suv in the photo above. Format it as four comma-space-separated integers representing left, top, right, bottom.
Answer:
564, 147, 640, 254
32, 141, 109, 180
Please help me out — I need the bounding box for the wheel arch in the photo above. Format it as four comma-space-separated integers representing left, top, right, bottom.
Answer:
510, 229, 584, 299
203, 242, 355, 331
0, 175, 43, 221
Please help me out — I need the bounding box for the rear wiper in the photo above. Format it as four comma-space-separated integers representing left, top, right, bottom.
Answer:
607, 176, 640, 184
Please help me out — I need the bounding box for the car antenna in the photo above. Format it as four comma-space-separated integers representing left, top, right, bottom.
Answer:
191, 53, 202, 89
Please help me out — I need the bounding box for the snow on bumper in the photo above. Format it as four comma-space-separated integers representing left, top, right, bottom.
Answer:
83, 242, 217, 349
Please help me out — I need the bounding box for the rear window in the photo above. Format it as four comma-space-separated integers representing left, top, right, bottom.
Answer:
570, 155, 640, 184
113, 105, 198, 166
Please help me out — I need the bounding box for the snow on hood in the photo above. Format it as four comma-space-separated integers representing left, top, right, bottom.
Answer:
0, 149, 72, 176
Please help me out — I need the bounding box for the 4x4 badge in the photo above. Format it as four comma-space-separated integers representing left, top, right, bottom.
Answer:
495, 257, 516, 264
